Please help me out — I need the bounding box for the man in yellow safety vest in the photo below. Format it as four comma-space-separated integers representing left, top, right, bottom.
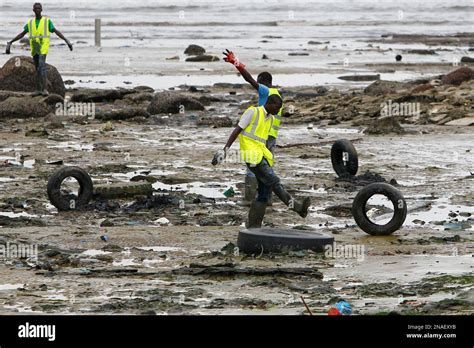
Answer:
223, 49, 283, 205
212, 94, 310, 228
6, 2, 73, 96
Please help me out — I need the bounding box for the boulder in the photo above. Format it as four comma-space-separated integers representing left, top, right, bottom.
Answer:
197, 116, 233, 127
198, 95, 224, 105
0, 90, 32, 102
460, 56, 474, 63
441, 67, 474, 85
185, 55, 219, 62
146, 91, 205, 114
339, 74, 380, 81
365, 117, 405, 135
133, 86, 154, 93
41, 94, 64, 106
94, 105, 150, 120
25, 127, 49, 137
406, 49, 437, 55
70, 88, 135, 102
184, 44, 206, 55
213, 83, 245, 89
411, 83, 434, 93
288, 52, 310, 56
0, 56, 66, 97
0, 96, 52, 118
123, 92, 154, 104
364, 80, 407, 96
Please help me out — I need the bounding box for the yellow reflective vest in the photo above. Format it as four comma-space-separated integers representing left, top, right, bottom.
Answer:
239, 106, 274, 167
268, 87, 283, 138
28, 17, 51, 56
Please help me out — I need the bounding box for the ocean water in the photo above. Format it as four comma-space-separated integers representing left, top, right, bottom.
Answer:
2, 0, 472, 38
0, 0, 472, 88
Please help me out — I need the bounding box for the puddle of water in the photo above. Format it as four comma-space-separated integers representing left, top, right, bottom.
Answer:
299, 186, 328, 194
280, 125, 360, 144
372, 197, 474, 230
0, 283, 24, 291
143, 259, 166, 267
2, 304, 34, 313
1, 147, 25, 152
0, 158, 35, 168
324, 254, 474, 284
23, 159, 35, 168
405, 198, 473, 229
81, 249, 111, 256
0, 211, 38, 218
44, 294, 69, 301
397, 177, 427, 187
66, 72, 421, 90
352, 291, 460, 314
111, 169, 177, 181
112, 258, 140, 267
137, 246, 183, 252
0, 177, 16, 182
152, 181, 238, 199
47, 142, 94, 152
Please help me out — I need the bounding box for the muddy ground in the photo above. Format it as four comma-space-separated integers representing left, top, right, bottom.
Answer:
0, 85, 473, 315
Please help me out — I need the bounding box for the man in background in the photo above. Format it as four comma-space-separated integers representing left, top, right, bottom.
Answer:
6, 2, 73, 96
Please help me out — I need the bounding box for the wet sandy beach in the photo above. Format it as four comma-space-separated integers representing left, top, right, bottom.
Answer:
0, 114, 472, 314
0, 0, 473, 317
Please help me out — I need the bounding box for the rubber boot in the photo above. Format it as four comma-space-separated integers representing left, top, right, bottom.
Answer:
32, 74, 42, 96
272, 183, 311, 218
241, 176, 258, 207
246, 200, 267, 228
41, 75, 49, 96
267, 191, 273, 207
291, 196, 311, 218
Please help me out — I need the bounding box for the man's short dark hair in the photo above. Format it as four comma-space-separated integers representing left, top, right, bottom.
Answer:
34, 2, 42, 7
267, 94, 282, 108
257, 71, 272, 86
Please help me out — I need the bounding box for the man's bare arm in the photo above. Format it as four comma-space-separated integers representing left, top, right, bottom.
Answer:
6, 30, 27, 54
54, 29, 73, 51
212, 126, 243, 165
9, 30, 28, 44
223, 49, 259, 90
238, 66, 259, 90
224, 126, 243, 149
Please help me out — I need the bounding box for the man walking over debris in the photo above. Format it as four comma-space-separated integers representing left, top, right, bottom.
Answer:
212, 94, 310, 227
5, 2, 73, 96
223, 49, 284, 205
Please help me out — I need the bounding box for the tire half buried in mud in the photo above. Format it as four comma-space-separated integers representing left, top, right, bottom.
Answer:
352, 183, 407, 235
237, 228, 334, 254
47, 166, 93, 211
331, 139, 358, 177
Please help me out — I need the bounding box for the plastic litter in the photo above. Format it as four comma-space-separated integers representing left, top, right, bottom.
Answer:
328, 300, 352, 315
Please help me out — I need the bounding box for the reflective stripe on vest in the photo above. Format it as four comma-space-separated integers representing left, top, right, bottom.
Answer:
268, 87, 283, 138
29, 17, 50, 39
240, 108, 271, 144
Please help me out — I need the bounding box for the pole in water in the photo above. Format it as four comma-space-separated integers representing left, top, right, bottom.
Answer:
95, 18, 101, 47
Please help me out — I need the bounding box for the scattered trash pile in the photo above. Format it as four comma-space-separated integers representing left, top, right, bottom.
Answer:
0, 56, 472, 316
